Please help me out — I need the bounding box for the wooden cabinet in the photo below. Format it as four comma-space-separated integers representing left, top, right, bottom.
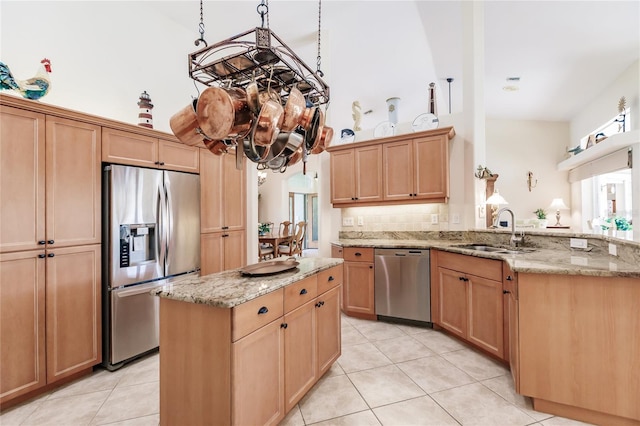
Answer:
383, 135, 449, 202
503, 263, 519, 392
0, 250, 46, 403
431, 250, 504, 359
329, 145, 382, 205
0, 101, 102, 405
159, 264, 343, 426
200, 148, 246, 273
342, 247, 375, 320
102, 128, 199, 173
327, 127, 454, 207
331, 243, 344, 258
45, 244, 101, 383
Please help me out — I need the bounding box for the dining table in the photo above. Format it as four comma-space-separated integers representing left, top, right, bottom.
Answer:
258, 233, 293, 258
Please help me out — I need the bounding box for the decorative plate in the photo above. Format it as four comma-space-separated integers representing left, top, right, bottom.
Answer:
373, 121, 396, 138
412, 113, 439, 132
240, 258, 299, 276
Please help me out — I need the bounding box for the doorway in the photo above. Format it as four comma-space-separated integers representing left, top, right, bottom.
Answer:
288, 192, 318, 249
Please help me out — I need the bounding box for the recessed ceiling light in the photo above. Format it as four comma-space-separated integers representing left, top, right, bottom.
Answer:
502, 85, 519, 91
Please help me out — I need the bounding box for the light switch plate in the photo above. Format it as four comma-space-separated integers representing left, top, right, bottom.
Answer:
570, 238, 588, 249
608, 243, 617, 256
342, 217, 354, 226
357, 216, 364, 226
431, 214, 439, 224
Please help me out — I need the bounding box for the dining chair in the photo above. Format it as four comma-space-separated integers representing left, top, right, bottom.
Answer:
258, 242, 275, 261
279, 221, 293, 237
279, 221, 306, 257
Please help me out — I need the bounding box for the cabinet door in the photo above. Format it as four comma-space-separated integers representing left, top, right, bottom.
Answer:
467, 274, 504, 358
507, 290, 520, 392
316, 285, 341, 377
201, 232, 223, 275
343, 261, 375, 317
46, 244, 101, 383
232, 319, 285, 426
383, 139, 414, 201
0, 106, 45, 253
158, 139, 199, 173
414, 136, 448, 200
0, 250, 46, 404
436, 267, 467, 339
284, 301, 316, 412
224, 230, 246, 271
330, 149, 356, 204
330, 244, 343, 259
102, 128, 157, 168
200, 148, 224, 233
222, 150, 245, 231
46, 117, 101, 247
355, 145, 383, 203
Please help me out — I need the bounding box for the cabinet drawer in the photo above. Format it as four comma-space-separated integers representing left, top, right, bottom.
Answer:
318, 265, 343, 294
437, 250, 502, 282
232, 288, 284, 341
284, 276, 317, 314
343, 247, 374, 263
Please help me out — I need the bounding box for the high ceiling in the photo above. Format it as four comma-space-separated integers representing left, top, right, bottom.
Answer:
140, 1, 640, 128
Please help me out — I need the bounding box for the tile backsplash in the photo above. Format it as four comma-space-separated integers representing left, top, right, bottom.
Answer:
340, 204, 450, 232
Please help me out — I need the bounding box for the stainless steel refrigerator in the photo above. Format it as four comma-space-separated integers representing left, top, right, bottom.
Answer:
102, 164, 200, 370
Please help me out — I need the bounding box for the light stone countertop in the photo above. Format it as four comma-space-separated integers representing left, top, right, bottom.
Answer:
153, 257, 344, 307
335, 234, 640, 278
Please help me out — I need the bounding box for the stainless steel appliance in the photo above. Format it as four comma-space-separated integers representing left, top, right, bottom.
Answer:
374, 248, 431, 323
102, 165, 200, 370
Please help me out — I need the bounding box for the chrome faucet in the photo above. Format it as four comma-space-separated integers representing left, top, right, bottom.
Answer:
494, 207, 524, 247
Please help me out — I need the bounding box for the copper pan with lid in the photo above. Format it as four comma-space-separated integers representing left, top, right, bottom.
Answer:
197, 87, 253, 140
311, 126, 333, 154
169, 98, 206, 146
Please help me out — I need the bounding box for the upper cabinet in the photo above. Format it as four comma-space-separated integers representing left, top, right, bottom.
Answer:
327, 127, 454, 207
102, 128, 199, 173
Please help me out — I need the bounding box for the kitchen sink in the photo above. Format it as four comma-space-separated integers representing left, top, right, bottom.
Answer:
454, 244, 535, 254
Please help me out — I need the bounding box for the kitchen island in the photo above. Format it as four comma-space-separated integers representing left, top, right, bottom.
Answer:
154, 257, 344, 426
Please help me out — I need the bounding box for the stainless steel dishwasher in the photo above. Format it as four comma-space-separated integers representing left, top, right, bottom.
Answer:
374, 248, 431, 323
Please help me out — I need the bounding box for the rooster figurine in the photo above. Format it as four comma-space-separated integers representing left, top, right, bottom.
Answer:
0, 58, 52, 100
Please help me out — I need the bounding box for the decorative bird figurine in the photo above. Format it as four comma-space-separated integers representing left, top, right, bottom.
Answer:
567, 145, 583, 155
0, 58, 52, 100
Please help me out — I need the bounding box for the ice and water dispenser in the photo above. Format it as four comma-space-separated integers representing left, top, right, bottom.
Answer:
119, 224, 156, 268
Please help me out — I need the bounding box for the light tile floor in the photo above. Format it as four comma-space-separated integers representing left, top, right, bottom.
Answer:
1, 315, 594, 426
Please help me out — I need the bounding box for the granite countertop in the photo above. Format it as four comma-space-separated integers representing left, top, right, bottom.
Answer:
335, 235, 640, 278
154, 257, 344, 308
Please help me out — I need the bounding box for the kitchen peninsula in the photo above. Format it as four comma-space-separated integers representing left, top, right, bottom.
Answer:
333, 230, 640, 426
154, 257, 343, 426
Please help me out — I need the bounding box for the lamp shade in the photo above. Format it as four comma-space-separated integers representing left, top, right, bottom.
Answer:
486, 189, 508, 205
548, 198, 569, 210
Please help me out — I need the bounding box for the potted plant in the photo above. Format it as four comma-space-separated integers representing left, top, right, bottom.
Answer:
534, 208, 548, 228
258, 223, 271, 236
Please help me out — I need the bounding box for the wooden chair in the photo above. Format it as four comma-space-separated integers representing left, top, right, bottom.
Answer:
279, 221, 293, 237
258, 242, 274, 261
279, 221, 306, 257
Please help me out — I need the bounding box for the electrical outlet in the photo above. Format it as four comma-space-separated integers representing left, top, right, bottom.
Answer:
357, 216, 364, 226
431, 214, 439, 224
570, 238, 588, 249
609, 243, 617, 256
452, 213, 460, 224
342, 217, 354, 226
570, 256, 588, 266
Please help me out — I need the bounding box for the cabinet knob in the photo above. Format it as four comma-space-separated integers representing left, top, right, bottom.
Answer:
257, 306, 269, 315
328, 276, 334, 281
503, 290, 511, 294
315, 301, 325, 308
47, 240, 54, 244
280, 323, 288, 329
369, 265, 373, 269
159, 162, 165, 166
38, 240, 46, 245
47, 253, 55, 258
300, 288, 308, 295
506, 275, 513, 281
38, 253, 46, 258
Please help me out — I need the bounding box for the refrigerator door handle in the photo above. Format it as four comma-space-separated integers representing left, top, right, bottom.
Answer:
164, 176, 173, 271
157, 182, 167, 271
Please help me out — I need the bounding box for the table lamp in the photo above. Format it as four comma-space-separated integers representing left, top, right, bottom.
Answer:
548, 198, 569, 227
486, 189, 508, 225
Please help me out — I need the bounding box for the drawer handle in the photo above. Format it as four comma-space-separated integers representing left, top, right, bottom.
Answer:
300, 288, 307, 295
257, 306, 269, 315
328, 276, 334, 281
355, 252, 362, 256
38, 240, 46, 245
503, 290, 511, 294
47, 253, 55, 258
281, 323, 288, 329
47, 240, 54, 244
38, 254, 46, 258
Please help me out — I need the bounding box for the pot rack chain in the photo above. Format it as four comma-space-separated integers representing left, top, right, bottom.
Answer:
195, 0, 207, 47
257, 0, 269, 28
316, 0, 324, 77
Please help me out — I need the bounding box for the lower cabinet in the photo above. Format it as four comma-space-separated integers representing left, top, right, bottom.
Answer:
201, 230, 246, 275
159, 264, 343, 426
342, 247, 375, 320
0, 244, 101, 405
431, 250, 505, 359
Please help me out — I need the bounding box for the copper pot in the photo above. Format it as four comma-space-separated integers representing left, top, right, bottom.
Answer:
197, 87, 252, 140
286, 145, 303, 166
311, 126, 333, 154
261, 130, 303, 166
203, 138, 228, 156
304, 108, 324, 152
251, 99, 284, 148
169, 98, 205, 146
298, 106, 316, 131
281, 87, 305, 132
